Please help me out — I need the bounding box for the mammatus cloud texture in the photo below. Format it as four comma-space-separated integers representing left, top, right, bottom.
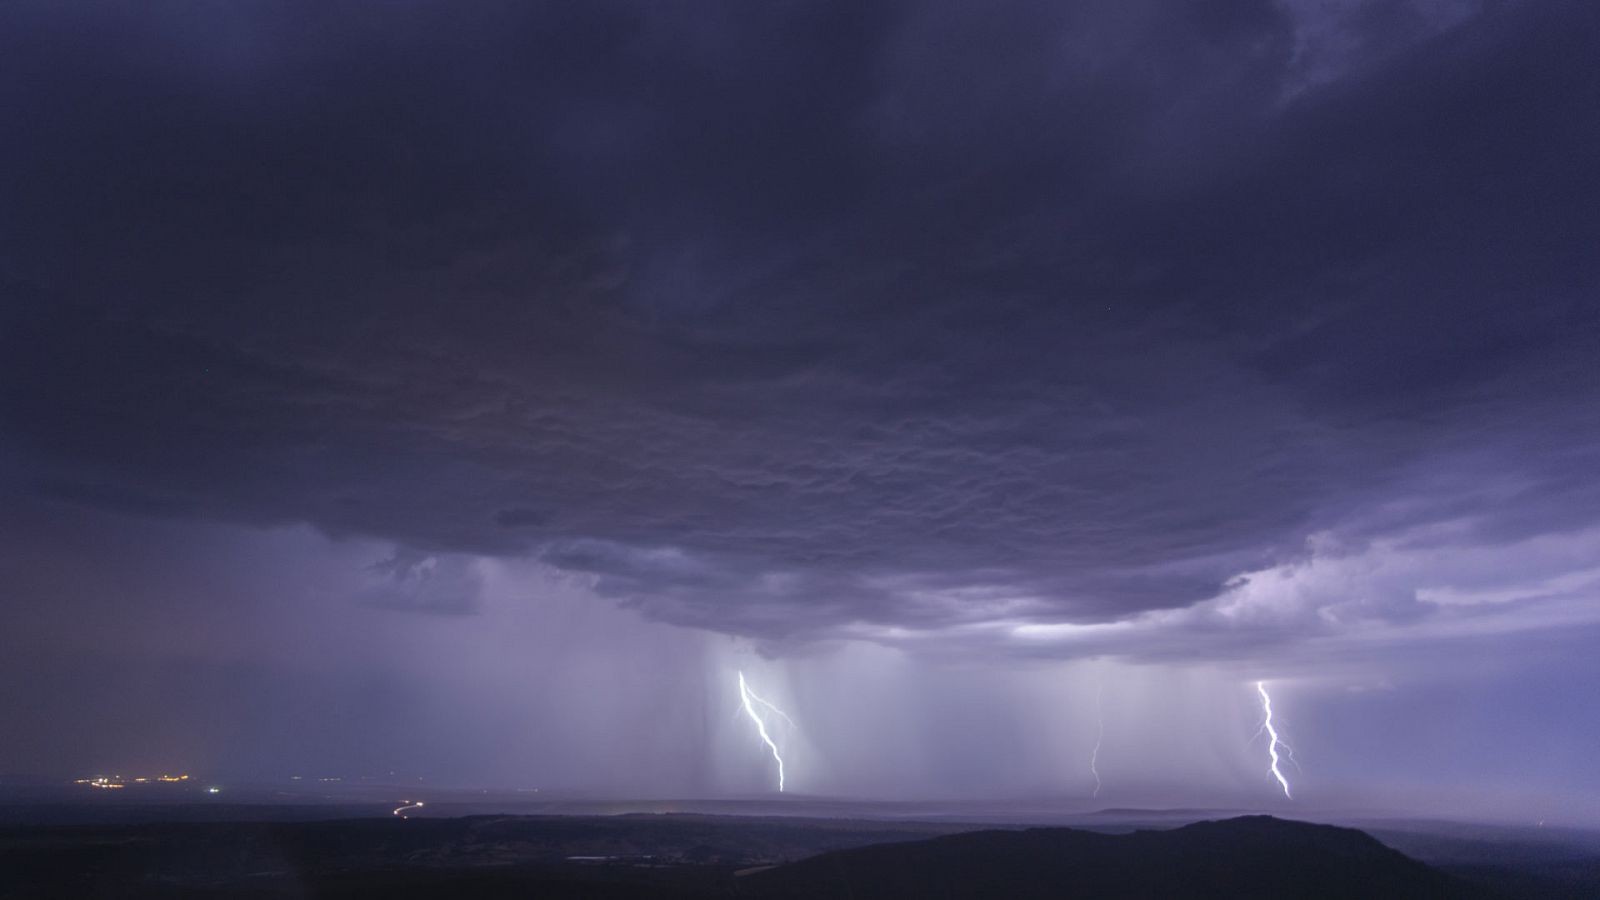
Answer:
1, 0, 1597, 672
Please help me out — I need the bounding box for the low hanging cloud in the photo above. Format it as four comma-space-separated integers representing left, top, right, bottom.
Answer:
358, 549, 486, 616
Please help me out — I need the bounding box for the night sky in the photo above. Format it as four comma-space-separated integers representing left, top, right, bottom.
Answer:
2, 2, 1598, 822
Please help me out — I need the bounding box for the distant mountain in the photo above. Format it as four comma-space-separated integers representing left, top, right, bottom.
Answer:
740, 815, 1479, 899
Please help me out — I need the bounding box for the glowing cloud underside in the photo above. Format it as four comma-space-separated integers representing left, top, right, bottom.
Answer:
1256, 681, 1292, 799
737, 671, 788, 792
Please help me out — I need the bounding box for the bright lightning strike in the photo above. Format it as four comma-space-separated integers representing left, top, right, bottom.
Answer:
737, 671, 789, 793
1089, 678, 1104, 799
1256, 681, 1292, 799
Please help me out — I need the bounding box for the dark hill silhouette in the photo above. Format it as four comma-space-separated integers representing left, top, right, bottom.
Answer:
740, 815, 1480, 899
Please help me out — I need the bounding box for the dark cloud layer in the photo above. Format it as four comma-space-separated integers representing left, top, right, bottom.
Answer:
2, 0, 1597, 651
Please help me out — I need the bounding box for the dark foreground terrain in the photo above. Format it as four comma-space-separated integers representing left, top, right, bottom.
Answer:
0, 812, 1591, 898
742, 816, 1467, 899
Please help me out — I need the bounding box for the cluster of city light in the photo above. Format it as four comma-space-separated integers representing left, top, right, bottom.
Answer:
74, 773, 191, 789
72, 680, 1296, 804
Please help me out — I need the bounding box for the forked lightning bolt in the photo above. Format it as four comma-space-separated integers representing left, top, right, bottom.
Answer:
738, 671, 789, 792
1256, 681, 1292, 799
1090, 678, 1104, 799
746, 689, 796, 729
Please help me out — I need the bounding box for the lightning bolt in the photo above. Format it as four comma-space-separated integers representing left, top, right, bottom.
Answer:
1255, 681, 1292, 799
392, 800, 424, 817
747, 688, 796, 729
1089, 677, 1104, 799
738, 671, 788, 792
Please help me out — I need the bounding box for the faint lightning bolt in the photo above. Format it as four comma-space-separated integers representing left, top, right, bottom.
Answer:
738, 671, 788, 792
1089, 677, 1104, 799
747, 689, 796, 729
1255, 681, 1292, 799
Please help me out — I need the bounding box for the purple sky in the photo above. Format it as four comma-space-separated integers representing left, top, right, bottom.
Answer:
1, 1, 1598, 823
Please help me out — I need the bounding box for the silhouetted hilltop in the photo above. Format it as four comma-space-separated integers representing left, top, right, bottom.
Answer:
6, 810, 1568, 897
741, 815, 1478, 899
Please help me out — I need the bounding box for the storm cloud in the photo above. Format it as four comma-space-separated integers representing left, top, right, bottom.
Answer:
2, 0, 1597, 665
